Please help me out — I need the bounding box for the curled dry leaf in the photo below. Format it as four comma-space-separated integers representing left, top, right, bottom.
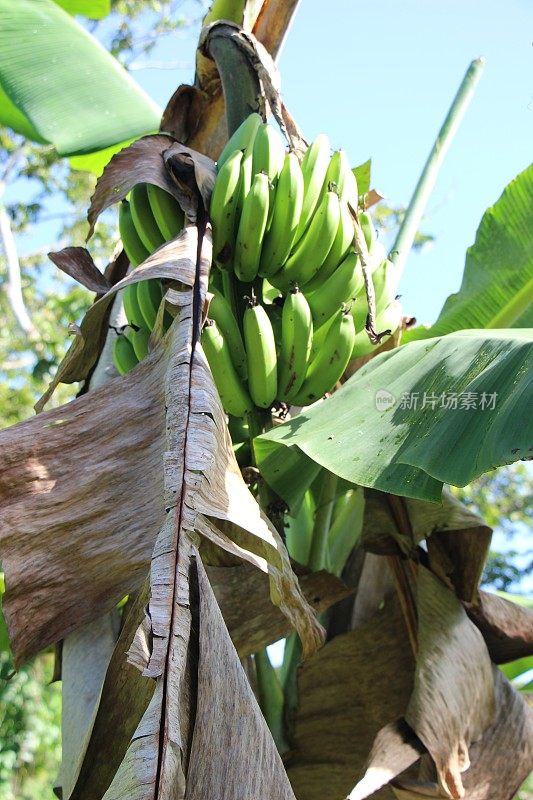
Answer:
59, 611, 122, 800
362, 488, 490, 561
347, 719, 426, 800
287, 598, 416, 800
159, 84, 207, 143
405, 567, 495, 799
1, 225, 321, 669
392, 668, 533, 800
87, 135, 216, 238
459, 667, 533, 799
48, 246, 111, 294
66, 564, 347, 800
103, 543, 298, 800
206, 562, 352, 658
68, 584, 155, 800
464, 590, 533, 663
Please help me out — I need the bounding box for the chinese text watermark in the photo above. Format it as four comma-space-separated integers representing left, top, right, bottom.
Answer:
375, 390, 498, 411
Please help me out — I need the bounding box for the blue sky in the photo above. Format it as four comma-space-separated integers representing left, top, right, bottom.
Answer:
131, 0, 533, 324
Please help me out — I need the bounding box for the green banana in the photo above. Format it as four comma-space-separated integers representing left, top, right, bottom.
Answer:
243, 300, 278, 409
371, 258, 399, 311
118, 200, 150, 267
306, 200, 354, 288
252, 123, 285, 181
259, 152, 304, 278
359, 210, 376, 253
351, 299, 402, 359
270, 190, 340, 291
339, 153, 358, 208
210, 149, 243, 268
136, 278, 163, 331
208, 289, 248, 379
217, 112, 262, 170
306, 251, 362, 330
130, 183, 166, 253
146, 183, 184, 241
125, 326, 150, 361
277, 287, 313, 402
351, 294, 368, 334
309, 314, 333, 363
122, 282, 146, 329
201, 319, 253, 418
234, 171, 270, 282
294, 133, 331, 241
319, 150, 344, 200
112, 334, 139, 375
291, 309, 355, 406
236, 120, 262, 218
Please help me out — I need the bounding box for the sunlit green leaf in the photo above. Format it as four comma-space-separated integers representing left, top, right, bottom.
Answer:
353, 158, 371, 196
53, 0, 110, 18
405, 164, 533, 340
255, 330, 533, 503
0, 0, 161, 155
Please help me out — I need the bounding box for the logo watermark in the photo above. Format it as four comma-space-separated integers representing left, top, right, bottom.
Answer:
375, 389, 396, 411
375, 390, 498, 412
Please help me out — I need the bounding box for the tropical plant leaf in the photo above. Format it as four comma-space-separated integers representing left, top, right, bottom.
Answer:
0, 0, 160, 154
255, 330, 533, 502
69, 138, 141, 176
362, 488, 490, 558
102, 548, 299, 800
59, 613, 120, 799
353, 158, 371, 196
66, 586, 154, 800
53, 0, 110, 18
464, 590, 533, 664
404, 567, 495, 799
287, 597, 417, 800
0, 227, 322, 668
391, 668, 533, 800
405, 164, 533, 341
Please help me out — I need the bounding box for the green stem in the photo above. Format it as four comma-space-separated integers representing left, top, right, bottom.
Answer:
390, 57, 485, 281
207, 26, 262, 137
203, 0, 246, 26
308, 470, 338, 572
255, 648, 289, 753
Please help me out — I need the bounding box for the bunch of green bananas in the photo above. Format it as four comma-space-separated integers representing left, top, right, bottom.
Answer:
203, 114, 400, 416
112, 183, 184, 375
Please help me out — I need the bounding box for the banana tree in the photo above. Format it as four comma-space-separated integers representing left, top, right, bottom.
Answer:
0, 1, 532, 799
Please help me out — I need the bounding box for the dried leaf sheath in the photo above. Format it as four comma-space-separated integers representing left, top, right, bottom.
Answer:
100, 222, 320, 797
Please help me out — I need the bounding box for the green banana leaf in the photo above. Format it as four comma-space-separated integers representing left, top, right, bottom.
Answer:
500, 656, 533, 692
405, 163, 533, 341
496, 591, 533, 609
53, 0, 110, 18
0, 0, 160, 155
255, 330, 533, 504
69, 138, 141, 176
353, 158, 371, 196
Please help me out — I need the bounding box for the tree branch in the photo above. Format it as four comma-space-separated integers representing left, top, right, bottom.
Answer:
0, 203, 37, 337
0, 145, 38, 337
